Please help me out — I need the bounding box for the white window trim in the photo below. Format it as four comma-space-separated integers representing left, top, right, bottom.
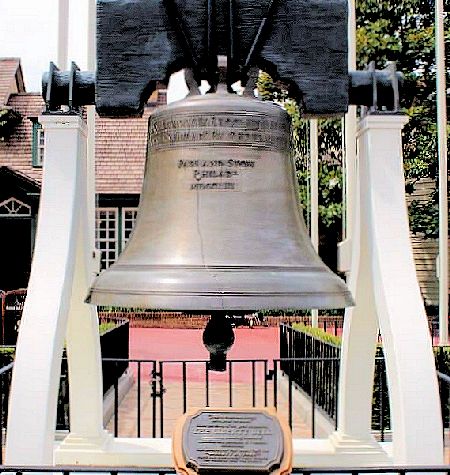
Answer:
95, 207, 119, 270
0, 197, 32, 217
37, 127, 45, 167
121, 207, 138, 249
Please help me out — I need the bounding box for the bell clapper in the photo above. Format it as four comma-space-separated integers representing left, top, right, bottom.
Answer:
202, 311, 236, 372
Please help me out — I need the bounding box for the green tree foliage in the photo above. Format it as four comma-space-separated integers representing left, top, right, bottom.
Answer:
0, 107, 21, 141
356, 0, 449, 238
258, 0, 448, 250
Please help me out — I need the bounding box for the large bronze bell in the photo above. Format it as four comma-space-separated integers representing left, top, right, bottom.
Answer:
87, 87, 353, 311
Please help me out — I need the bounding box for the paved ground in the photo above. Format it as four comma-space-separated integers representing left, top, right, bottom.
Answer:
105, 326, 450, 462
130, 326, 278, 370
106, 379, 315, 439
107, 327, 327, 440
129, 326, 280, 383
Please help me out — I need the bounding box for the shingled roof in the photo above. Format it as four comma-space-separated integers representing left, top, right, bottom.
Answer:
0, 91, 163, 193
95, 107, 152, 194
0, 58, 25, 106
1, 93, 44, 183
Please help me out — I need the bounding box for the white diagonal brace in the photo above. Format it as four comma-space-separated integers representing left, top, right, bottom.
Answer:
332, 114, 443, 465
5, 115, 105, 464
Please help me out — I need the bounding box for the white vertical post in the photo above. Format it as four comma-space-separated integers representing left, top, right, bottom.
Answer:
310, 119, 319, 327
59, 0, 111, 458
6, 116, 87, 464
345, 0, 357, 243
330, 116, 384, 458
338, 0, 357, 274
435, 0, 448, 345
331, 114, 443, 464
58, 0, 69, 69
87, 0, 97, 262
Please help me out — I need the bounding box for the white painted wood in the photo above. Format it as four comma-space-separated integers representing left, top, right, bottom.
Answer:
63, 123, 108, 448
5, 115, 107, 464
63, 8, 109, 442
331, 114, 443, 464
5, 116, 84, 464
329, 123, 383, 457
58, 0, 69, 69
87, 0, 97, 258
310, 119, 319, 327
61, 1, 106, 445
435, 0, 449, 345
364, 115, 442, 463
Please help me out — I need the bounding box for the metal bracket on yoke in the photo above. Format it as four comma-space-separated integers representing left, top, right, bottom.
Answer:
42, 62, 404, 116
42, 61, 95, 115
68, 62, 80, 113
358, 61, 402, 116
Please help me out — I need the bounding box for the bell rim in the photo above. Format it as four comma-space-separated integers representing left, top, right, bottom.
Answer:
87, 290, 354, 310
87, 285, 354, 310
88, 265, 354, 309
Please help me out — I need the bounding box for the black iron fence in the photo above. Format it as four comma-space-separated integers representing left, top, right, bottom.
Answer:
0, 362, 13, 464
280, 324, 341, 423
0, 356, 341, 446
100, 321, 130, 394
0, 353, 450, 462
0, 465, 449, 475
280, 323, 450, 442
106, 359, 272, 439
0, 289, 26, 345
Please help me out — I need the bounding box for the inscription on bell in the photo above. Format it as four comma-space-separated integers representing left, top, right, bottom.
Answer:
177, 159, 257, 192
149, 113, 289, 151
182, 410, 284, 473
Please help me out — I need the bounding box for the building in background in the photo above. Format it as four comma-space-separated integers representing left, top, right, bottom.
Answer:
0, 58, 166, 290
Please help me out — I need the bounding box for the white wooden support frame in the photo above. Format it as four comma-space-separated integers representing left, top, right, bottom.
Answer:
5, 114, 109, 465
4, 113, 443, 467
330, 114, 443, 465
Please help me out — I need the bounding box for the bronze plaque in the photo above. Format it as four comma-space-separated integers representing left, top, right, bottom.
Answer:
182, 410, 284, 473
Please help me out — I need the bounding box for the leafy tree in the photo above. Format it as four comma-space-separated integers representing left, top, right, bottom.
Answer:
355, 0, 449, 238
0, 108, 21, 141
258, 0, 449, 264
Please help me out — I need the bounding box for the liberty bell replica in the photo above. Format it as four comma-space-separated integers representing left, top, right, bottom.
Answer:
87, 57, 353, 370
88, 61, 353, 313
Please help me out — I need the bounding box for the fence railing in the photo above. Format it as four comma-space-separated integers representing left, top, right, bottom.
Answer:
280, 324, 341, 420
280, 323, 447, 441
0, 465, 449, 475
0, 355, 449, 464
0, 356, 346, 448
106, 358, 273, 439
0, 289, 26, 345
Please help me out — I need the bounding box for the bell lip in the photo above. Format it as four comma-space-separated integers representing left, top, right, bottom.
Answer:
86, 290, 354, 310
86, 265, 354, 309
